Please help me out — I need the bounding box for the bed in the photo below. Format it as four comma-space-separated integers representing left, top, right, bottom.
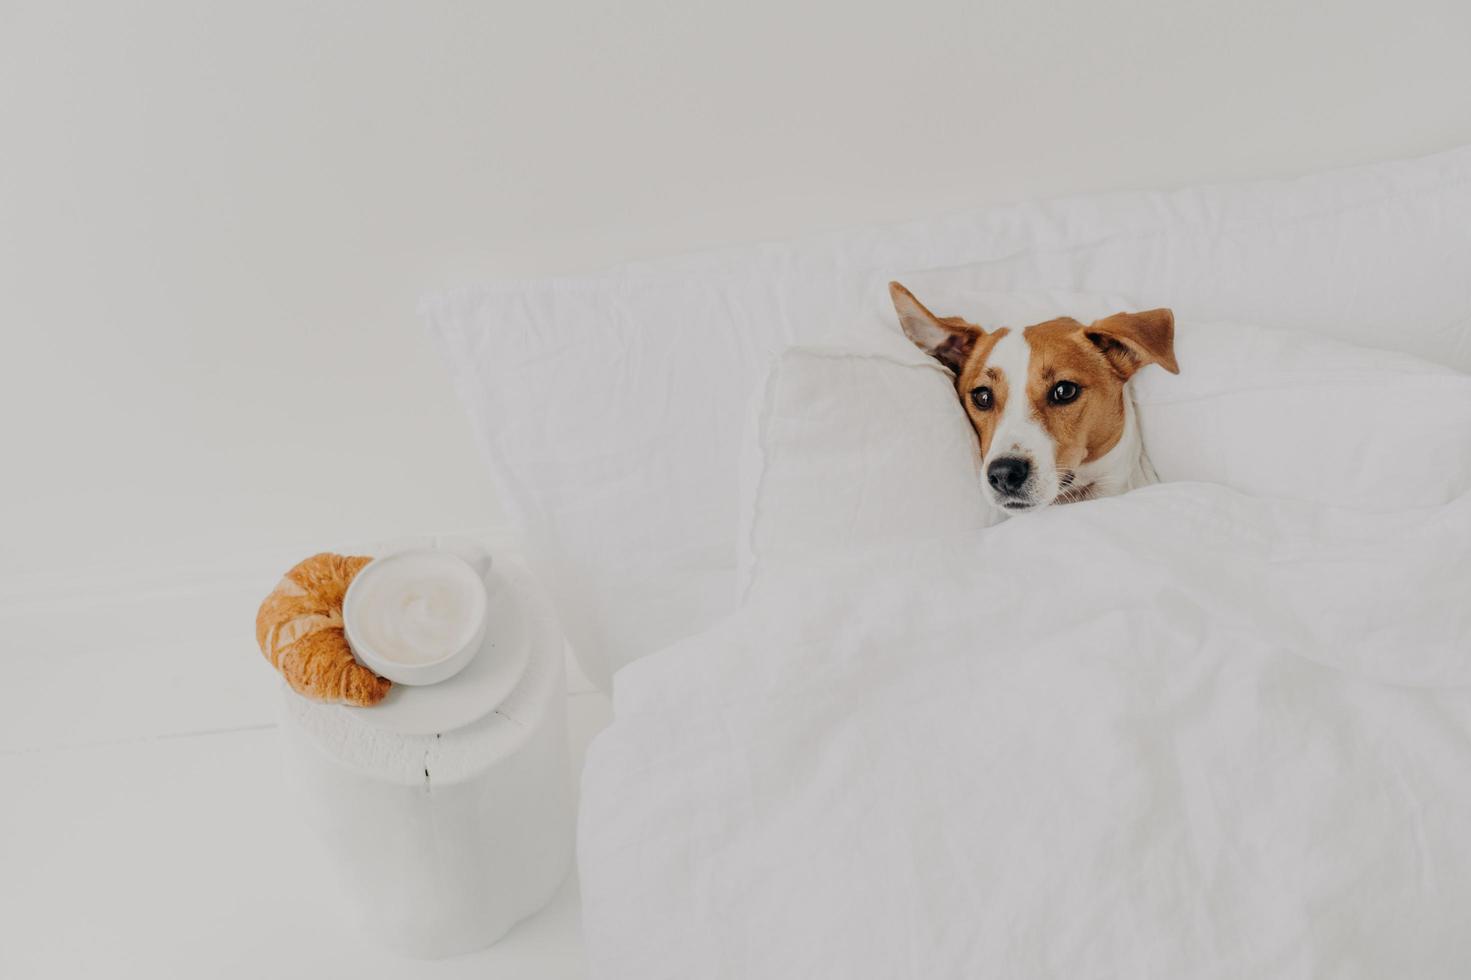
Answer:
425, 144, 1471, 977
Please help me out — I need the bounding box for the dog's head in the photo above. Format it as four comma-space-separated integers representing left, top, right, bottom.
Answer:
890, 282, 1178, 512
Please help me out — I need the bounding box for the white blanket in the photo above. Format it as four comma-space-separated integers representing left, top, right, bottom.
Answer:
579, 483, 1471, 978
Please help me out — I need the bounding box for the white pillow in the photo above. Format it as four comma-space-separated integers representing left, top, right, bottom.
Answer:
1137, 322, 1471, 511
893, 149, 1471, 372
425, 145, 1471, 688
739, 323, 1471, 573
736, 349, 996, 591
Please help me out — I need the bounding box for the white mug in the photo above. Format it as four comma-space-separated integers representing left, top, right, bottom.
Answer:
342, 545, 493, 686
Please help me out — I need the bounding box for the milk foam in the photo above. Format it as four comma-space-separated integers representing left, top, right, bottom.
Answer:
346, 552, 486, 666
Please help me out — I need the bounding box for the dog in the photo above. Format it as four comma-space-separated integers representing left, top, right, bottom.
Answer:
890, 282, 1178, 513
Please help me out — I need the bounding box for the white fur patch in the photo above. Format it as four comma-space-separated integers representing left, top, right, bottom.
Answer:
982, 332, 1059, 508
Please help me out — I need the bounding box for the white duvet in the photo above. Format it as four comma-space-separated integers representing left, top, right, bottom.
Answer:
579, 483, 1471, 978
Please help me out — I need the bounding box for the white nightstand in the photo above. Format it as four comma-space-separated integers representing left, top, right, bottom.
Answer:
278, 542, 574, 958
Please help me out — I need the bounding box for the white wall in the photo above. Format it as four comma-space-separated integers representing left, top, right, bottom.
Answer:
5, 0, 1471, 585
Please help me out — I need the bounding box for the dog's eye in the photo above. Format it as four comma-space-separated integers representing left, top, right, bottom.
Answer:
1049, 381, 1081, 405
969, 386, 994, 411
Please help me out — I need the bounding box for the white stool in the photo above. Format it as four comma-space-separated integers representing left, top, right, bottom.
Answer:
279, 545, 572, 958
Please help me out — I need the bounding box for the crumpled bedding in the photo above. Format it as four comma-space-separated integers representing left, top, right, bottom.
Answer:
579, 482, 1471, 979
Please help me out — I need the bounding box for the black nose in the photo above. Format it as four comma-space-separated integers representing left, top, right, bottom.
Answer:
987, 456, 1031, 495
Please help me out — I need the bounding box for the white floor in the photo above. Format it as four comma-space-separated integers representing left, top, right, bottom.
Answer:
0, 539, 611, 979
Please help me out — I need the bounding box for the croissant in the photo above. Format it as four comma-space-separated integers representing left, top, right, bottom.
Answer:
255, 552, 392, 707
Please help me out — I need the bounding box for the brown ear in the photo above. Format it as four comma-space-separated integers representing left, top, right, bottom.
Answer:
889, 281, 983, 375
1084, 308, 1179, 379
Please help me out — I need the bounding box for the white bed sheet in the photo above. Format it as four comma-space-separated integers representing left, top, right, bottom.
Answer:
579, 483, 1471, 978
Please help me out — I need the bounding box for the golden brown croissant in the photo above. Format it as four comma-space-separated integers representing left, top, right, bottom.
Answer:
255, 552, 391, 707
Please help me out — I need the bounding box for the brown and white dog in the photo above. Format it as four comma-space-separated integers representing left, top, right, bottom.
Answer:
890, 282, 1179, 514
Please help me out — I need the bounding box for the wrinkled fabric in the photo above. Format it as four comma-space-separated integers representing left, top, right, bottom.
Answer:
580, 483, 1471, 979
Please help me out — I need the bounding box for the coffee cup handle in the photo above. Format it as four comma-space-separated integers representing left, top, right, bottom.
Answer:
435, 535, 495, 582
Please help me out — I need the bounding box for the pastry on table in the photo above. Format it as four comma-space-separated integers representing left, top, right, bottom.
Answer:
255, 552, 391, 707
